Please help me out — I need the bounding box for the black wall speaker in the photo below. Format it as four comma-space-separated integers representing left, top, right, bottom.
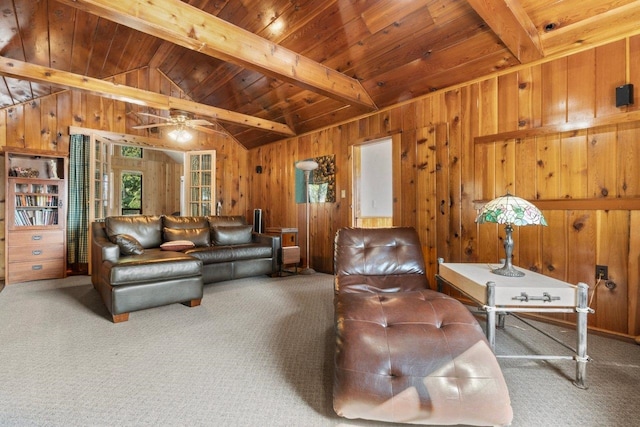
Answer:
616, 83, 634, 107
256, 165, 263, 174
253, 209, 263, 233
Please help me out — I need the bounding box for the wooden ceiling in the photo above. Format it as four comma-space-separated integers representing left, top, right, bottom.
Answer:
1, 0, 640, 149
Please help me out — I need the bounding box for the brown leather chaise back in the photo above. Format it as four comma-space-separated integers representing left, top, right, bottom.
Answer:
334, 227, 428, 294
333, 227, 513, 426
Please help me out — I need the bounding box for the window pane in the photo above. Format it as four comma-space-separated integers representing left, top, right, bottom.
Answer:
191, 155, 200, 170
202, 154, 211, 170
202, 172, 211, 186
121, 146, 142, 158
122, 172, 142, 215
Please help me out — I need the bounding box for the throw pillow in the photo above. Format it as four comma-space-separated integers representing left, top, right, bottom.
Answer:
163, 227, 211, 247
160, 240, 196, 251
112, 234, 144, 255
212, 225, 253, 245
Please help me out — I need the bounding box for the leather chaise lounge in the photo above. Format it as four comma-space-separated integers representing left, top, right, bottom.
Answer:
91, 214, 279, 323
333, 227, 513, 426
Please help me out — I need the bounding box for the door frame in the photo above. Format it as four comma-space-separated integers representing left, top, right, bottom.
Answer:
351, 132, 402, 227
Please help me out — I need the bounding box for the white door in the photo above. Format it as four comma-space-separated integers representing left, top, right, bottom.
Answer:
89, 136, 112, 222
184, 150, 216, 216
352, 138, 394, 228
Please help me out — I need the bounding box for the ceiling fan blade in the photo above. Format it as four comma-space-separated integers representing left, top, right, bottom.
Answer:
133, 123, 172, 129
193, 125, 227, 136
136, 112, 171, 121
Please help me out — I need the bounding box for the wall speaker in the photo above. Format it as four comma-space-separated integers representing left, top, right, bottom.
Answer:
616, 83, 634, 107
253, 209, 263, 233
256, 165, 263, 174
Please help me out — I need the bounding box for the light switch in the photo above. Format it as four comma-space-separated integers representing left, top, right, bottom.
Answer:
341, 189, 346, 198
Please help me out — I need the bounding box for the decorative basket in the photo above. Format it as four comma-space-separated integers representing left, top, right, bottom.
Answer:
11, 167, 39, 178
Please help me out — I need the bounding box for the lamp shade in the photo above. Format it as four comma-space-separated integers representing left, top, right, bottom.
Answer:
476, 193, 547, 226
295, 160, 319, 171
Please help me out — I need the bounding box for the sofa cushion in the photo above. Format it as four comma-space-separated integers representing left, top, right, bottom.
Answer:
163, 227, 210, 247
208, 215, 247, 227
163, 215, 209, 229
111, 234, 145, 255
105, 215, 163, 249
231, 244, 273, 260
160, 240, 196, 251
186, 243, 272, 264
106, 251, 202, 286
186, 246, 236, 263
212, 225, 253, 245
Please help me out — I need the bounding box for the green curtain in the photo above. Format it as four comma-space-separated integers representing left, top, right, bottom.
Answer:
67, 134, 90, 265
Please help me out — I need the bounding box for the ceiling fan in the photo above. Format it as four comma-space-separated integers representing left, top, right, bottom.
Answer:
131, 110, 227, 141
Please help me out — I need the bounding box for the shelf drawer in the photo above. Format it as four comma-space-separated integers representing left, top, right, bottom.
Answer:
8, 243, 64, 263
7, 259, 65, 284
282, 246, 300, 264
8, 229, 63, 247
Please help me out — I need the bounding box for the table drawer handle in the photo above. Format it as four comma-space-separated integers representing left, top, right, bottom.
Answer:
32, 265, 43, 271
512, 292, 561, 303
32, 235, 43, 241
32, 250, 42, 256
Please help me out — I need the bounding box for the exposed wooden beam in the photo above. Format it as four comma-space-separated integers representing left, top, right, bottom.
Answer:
57, 0, 377, 111
540, 1, 640, 56
0, 56, 295, 136
68, 126, 221, 152
466, 0, 543, 63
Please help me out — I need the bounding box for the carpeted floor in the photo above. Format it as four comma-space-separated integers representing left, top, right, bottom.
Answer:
0, 273, 638, 426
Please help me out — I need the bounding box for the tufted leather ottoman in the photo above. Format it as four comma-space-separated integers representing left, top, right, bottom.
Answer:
333, 227, 512, 426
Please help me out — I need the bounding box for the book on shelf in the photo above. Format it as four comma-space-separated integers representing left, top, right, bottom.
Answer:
14, 208, 58, 226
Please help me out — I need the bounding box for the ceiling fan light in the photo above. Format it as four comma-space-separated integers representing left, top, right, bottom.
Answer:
168, 128, 193, 143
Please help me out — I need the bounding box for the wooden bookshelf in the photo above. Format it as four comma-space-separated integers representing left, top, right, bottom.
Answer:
5, 150, 68, 284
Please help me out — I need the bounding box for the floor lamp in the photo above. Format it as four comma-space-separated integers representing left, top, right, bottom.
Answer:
296, 160, 319, 275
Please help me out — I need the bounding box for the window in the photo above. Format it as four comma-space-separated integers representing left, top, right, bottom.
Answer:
121, 171, 142, 215
121, 146, 142, 158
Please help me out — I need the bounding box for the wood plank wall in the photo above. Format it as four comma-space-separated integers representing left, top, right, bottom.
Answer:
0, 67, 249, 280
248, 36, 640, 338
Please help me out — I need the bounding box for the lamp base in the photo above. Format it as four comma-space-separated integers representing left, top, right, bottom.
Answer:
299, 267, 316, 275
491, 264, 525, 277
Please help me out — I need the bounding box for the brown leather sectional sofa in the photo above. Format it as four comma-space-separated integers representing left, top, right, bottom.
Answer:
91, 215, 279, 322
333, 227, 513, 426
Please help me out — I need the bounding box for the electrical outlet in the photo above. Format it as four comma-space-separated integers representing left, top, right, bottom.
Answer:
595, 265, 608, 280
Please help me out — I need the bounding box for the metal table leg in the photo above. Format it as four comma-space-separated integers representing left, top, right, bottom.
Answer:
485, 281, 496, 351
574, 282, 590, 389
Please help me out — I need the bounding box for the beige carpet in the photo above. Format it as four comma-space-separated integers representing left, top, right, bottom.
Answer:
0, 274, 638, 426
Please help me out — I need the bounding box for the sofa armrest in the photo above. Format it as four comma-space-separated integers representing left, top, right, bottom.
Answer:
253, 233, 280, 272
91, 222, 120, 282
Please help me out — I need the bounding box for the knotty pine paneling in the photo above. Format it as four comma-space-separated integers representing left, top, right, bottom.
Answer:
248, 35, 640, 338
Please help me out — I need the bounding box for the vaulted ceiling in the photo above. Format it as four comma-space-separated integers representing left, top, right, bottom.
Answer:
1, 0, 640, 149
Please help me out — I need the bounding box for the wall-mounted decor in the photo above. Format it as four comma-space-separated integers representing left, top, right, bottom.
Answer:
295, 155, 336, 203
